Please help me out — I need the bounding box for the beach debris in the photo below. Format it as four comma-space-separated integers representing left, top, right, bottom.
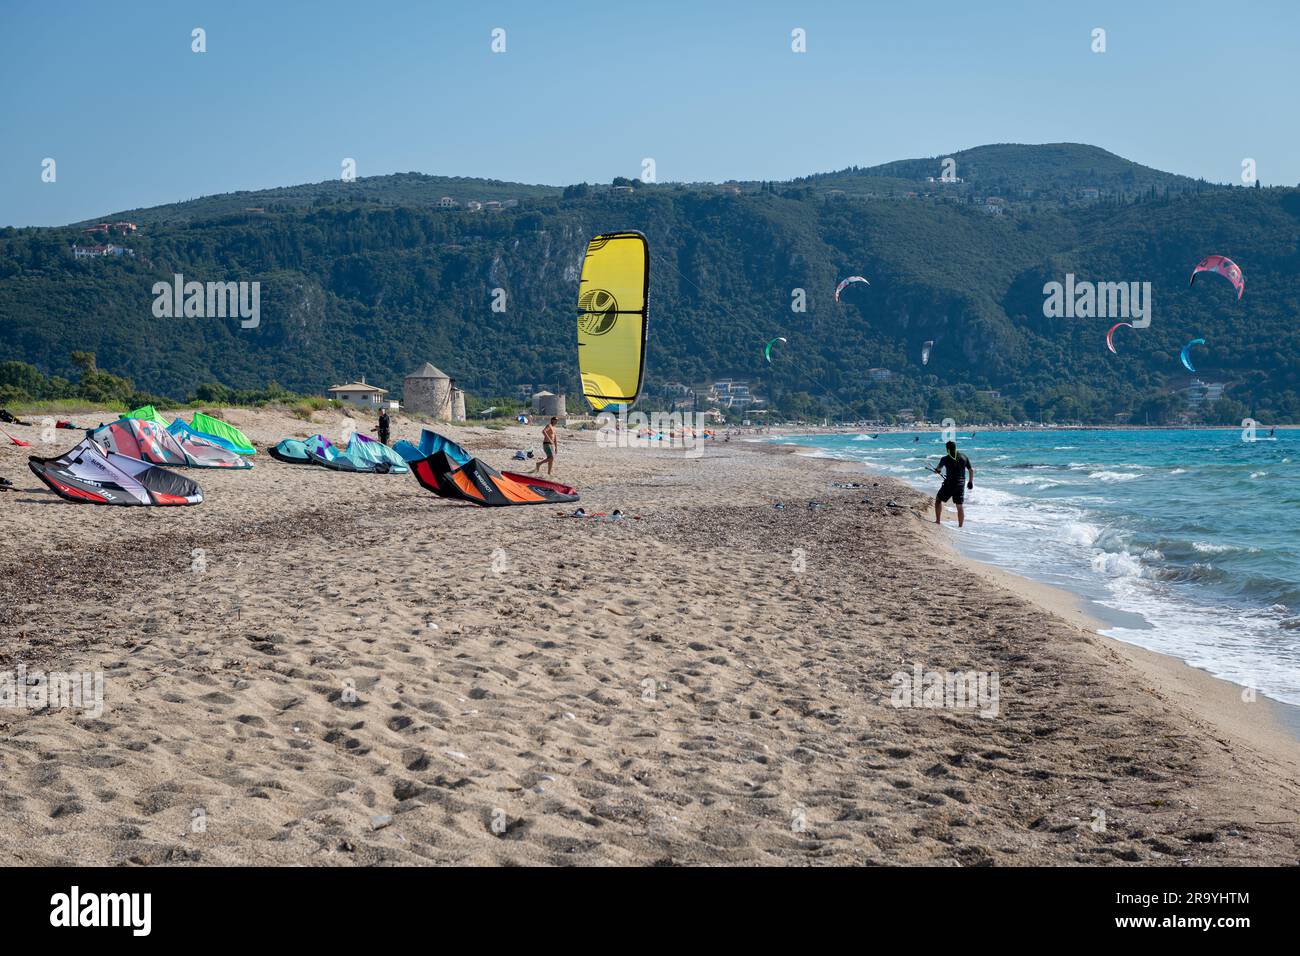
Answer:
443, 750, 468, 760
370, 815, 393, 830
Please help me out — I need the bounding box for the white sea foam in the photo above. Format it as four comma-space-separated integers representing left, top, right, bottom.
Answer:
1063, 521, 1102, 547
1091, 549, 1145, 577
1192, 541, 1248, 554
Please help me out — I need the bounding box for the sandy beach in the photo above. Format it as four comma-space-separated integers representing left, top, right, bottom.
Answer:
0, 406, 1297, 866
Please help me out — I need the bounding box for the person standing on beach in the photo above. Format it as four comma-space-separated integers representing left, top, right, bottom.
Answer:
933, 440, 974, 527
535, 417, 558, 475
377, 407, 391, 446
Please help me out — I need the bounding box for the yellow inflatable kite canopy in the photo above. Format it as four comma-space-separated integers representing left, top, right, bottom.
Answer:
577, 231, 648, 411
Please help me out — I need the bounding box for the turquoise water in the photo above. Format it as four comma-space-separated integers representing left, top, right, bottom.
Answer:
778, 428, 1300, 705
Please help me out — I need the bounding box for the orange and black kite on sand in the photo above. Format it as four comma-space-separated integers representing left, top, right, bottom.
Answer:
411, 450, 579, 507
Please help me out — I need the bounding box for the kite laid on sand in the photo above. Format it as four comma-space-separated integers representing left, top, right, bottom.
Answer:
269, 432, 408, 473
411, 450, 579, 507
29, 438, 203, 506
92, 417, 250, 468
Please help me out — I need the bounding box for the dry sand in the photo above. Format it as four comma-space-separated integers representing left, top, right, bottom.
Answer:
0, 406, 1297, 865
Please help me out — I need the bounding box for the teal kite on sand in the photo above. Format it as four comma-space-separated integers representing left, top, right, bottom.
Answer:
392, 429, 471, 465
270, 432, 408, 473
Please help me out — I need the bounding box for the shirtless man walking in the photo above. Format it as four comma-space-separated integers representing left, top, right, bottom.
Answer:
534, 417, 559, 476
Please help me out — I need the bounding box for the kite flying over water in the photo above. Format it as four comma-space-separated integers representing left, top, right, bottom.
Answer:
1190, 255, 1244, 300
834, 276, 869, 302
764, 336, 787, 363
1105, 322, 1133, 355
921, 340, 934, 366
1181, 337, 1206, 372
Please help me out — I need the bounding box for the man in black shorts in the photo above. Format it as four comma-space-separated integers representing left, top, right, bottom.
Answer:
933, 440, 974, 527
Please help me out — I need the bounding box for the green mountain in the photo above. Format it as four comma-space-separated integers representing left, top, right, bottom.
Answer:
2, 144, 1297, 423
791, 143, 1216, 200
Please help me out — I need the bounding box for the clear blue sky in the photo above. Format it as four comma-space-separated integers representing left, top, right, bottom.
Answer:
3, 0, 1296, 226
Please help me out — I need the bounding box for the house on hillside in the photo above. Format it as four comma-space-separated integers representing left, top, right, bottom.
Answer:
437, 196, 459, 208
1181, 381, 1225, 408
72, 243, 134, 259
327, 377, 389, 408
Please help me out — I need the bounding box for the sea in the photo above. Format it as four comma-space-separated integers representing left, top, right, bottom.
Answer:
777, 428, 1300, 706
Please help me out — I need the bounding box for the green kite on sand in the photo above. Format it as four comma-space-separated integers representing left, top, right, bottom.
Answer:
188, 412, 256, 456
124, 404, 171, 428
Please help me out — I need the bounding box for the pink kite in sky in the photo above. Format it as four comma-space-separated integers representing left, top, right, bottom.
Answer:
1189, 255, 1244, 300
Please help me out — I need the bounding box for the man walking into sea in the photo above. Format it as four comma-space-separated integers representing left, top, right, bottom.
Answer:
535, 417, 559, 476
933, 440, 974, 527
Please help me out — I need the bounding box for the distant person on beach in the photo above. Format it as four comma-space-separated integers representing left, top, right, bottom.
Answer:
535, 417, 558, 475
377, 408, 390, 446
933, 440, 974, 528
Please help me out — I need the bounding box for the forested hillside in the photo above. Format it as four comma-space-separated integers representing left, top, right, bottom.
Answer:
2, 144, 1297, 423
